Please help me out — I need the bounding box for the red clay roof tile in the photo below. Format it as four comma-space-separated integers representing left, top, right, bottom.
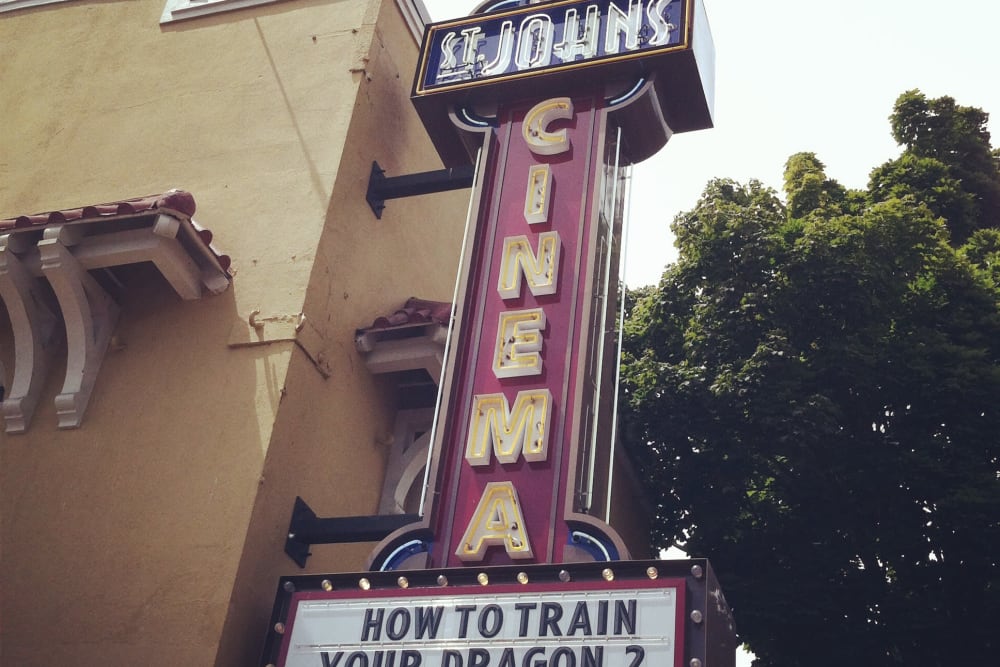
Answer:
361, 297, 452, 332
0, 190, 229, 271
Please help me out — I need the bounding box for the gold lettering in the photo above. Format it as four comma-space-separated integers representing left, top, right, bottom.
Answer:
493, 308, 546, 378
456, 482, 533, 561
498, 232, 561, 299
466, 389, 552, 466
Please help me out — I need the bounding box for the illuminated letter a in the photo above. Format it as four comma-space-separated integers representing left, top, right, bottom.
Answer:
456, 482, 533, 562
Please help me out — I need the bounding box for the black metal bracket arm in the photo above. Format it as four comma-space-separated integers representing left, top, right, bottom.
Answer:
284, 496, 420, 568
366, 161, 475, 219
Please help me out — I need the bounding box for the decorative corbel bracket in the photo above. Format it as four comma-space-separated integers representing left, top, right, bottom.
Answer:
38, 226, 120, 429
0, 234, 58, 433
0, 190, 230, 432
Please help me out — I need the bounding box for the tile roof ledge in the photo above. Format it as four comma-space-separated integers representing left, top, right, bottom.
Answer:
0, 190, 231, 433
355, 298, 452, 380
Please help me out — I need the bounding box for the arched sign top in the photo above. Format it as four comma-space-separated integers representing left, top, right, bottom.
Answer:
413, 0, 715, 166
472, 0, 528, 14
417, 0, 686, 96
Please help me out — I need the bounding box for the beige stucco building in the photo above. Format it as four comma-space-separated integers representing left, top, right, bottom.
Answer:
0, 1, 657, 665
0, 1, 477, 664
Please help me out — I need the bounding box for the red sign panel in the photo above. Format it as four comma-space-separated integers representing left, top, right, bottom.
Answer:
427, 91, 616, 567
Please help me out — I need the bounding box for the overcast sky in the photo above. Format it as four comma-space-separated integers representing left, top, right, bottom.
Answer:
421, 0, 1000, 287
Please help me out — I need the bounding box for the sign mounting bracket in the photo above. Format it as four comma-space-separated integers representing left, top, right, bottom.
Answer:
365, 161, 476, 219
284, 496, 421, 567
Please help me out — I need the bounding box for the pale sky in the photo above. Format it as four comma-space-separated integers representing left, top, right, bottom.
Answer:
422, 0, 1000, 286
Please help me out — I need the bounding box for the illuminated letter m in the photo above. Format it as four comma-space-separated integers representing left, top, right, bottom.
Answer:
465, 389, 552, 466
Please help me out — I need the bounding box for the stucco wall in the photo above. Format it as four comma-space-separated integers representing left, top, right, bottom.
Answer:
213, 0, 470, 661
0, 1, 467, 664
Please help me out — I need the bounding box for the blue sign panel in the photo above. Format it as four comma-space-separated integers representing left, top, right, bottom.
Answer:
415, 0, 689, 95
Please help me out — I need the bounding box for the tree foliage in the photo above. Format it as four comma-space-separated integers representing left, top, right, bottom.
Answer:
880, 90, 1000, 242
621, 92, 1000, 666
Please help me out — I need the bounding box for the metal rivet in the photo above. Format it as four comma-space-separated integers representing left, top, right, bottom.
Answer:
477, 572, 489, 586
517, 572, 529, 584
690, 610, 704, 624
690, 660, 703, 667
437, 575, 449, 587
282, 581, 295, 593
558, 570, 571, 582
397, 576, 409, 589
602, 568, 614, 581
359, 578, 371, 590
321, 579, 333, 592
691, 564, 704, 579
274, 622, 285, 634
646, 566, 659, 580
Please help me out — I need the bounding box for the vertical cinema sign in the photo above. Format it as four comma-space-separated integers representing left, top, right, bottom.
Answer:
449, 95, 587, 565
368, 0, 714, 571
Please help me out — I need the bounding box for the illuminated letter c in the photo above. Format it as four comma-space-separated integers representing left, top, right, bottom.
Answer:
522, 97, 574, 156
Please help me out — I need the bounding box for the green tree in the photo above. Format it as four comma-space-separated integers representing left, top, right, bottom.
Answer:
876, 90, 1000, 242
621, 93, 1000, 667
782, 152, 856, 218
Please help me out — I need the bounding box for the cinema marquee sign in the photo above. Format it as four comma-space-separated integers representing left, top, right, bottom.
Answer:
416, 0, 689, 94
358, 0, 714, 571
276, 575, 683, 667
264, 0, 732, 661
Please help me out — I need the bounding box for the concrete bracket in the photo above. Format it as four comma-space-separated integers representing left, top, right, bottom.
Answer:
38, 227, 121, 429
0, 235, 59, 433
